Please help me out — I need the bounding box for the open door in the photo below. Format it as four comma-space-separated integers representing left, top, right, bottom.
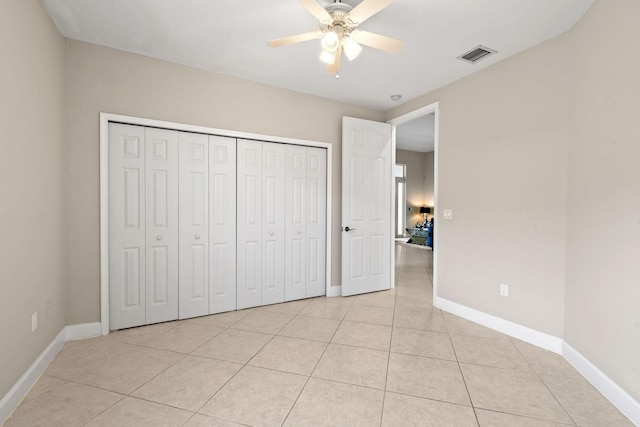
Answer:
341, 116, 393, 296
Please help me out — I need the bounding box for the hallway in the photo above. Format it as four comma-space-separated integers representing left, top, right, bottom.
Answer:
4, 244, 631, 426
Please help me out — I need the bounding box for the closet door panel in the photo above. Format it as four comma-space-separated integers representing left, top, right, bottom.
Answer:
306, 147, 327, 298
145, 128, 179, 324
209, 135, 237, 314
237, 140, 262, 309
179, 132, 209, 319
109, 123, 146, 330
285, 145, 307, 301
261, 142, 286, 306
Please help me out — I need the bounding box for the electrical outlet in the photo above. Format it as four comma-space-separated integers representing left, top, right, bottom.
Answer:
31, 312, 38, 332
500, 284, 509, 297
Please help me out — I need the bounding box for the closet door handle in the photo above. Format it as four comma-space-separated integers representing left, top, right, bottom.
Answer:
156, 235, 163, 241
269, 231, 274, 236
195, 234, 201, 240
296, 230, 302, 235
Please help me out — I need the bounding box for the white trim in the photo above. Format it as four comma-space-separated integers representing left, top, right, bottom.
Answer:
434, 297, 639, 425
327, 285, 342, 297
390, 124, 396, 289
64, 322, 102, 341
562, 342, 640, 425
388, 104, 440, 126
0, 322, 112, 424
100, 117, 110, 335
324, 143, 333, 299
387, 102, 440, 299
100, 113, 333, 333
0, 330, 66, 425
434, 296, 563, 353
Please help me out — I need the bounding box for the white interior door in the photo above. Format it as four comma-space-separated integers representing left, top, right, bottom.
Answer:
179, 132, 209, 319
237, 139, 262, 309
209, 135, 237, 314
341, 117, 393, 296
109, 123, 146, 329
145, 128, 179, 324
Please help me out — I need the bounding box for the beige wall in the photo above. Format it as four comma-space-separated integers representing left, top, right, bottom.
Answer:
64, 40, 383, 324
396, 149, 434, 228
387, 0, 640, 404
0, 0, 66, 397
387, 32, 571, 338
565, 0, 640, 402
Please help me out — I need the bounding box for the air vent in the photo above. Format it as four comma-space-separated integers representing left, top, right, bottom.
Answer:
458, 45, 497, 64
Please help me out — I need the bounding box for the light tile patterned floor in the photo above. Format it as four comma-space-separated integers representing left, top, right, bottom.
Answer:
4, 244, 634, 426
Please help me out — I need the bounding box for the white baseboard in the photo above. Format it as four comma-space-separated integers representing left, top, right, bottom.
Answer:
435, 297, 639, 425
562, 342, 640, 426
328, 285, 342, 297
434, 296, 563, 353
0, 322, 103, 425
65, 322, 102, 341
0, 329, 66, 424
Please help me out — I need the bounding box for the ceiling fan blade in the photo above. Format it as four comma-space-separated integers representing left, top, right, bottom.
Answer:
326, 45, 342, 74
300, 0, 333, 24
351, 30, 404, 53
268, 31, 323, 48
347, 0, 392, 25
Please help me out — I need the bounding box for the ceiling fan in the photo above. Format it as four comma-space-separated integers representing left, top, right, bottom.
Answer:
268, 0, 404, 77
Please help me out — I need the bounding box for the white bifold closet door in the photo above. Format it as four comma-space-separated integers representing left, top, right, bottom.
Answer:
237, 140, 286, 309
179, 134, 238, 318
285, 146, 327, 301
209, 136, 237, 314
110, 124, 237, 329
109, 124, 324, 328
109, 123, 179, 330
179, 132, 209, 319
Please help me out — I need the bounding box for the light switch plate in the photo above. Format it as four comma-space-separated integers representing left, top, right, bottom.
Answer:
500, 284, 509, 297
443, 209, 453, 220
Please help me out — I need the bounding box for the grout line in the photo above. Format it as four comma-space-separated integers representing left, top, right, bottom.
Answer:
510, 343, 579, 425
280, 299, 347, 426
379, 243, 403, 426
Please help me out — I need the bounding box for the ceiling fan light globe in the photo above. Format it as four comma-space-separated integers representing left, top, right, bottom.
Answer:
321, 30, 340, 53
319, 49, 337, 64
342, 36, 362, 61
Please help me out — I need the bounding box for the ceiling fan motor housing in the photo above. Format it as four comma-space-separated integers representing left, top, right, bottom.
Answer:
325, 2, 355, 30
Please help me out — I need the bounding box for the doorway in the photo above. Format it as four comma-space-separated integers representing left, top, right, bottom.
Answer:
388, 102, 439, 297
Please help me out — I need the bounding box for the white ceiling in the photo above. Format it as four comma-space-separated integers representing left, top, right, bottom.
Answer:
396, 113, 435, 153
40, 0, 594, 111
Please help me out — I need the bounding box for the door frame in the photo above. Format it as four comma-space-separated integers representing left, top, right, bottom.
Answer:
99, 112, 333, 335
387, 102, 440, 300
394, 163, 407, 238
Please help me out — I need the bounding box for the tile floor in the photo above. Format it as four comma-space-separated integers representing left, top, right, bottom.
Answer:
4, 243, 634, 426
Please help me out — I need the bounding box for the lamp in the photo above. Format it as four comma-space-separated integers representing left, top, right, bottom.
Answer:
319, 49, 337, 64
321, 30, 340, 53
342, 36, 362, 61
419, 206, 431, 224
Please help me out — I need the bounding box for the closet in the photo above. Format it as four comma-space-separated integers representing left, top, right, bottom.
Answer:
108, 123, 326, 330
